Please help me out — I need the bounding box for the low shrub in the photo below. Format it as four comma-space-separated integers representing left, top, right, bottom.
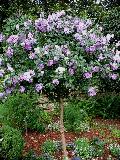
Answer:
109, 143, 120, 157
0, 125, 24, 160
23, 149, 39, 160
39, 153, 54, 160
75, 137, 105, 159
90, 137, 105, 157
111, 129, 120, 138
0, 92, 51, 133
64, 101, 90, 132
67, 93, 120, 119
74, 138, 93, 159
94, 93, 120, 119
41, 140, 57, 155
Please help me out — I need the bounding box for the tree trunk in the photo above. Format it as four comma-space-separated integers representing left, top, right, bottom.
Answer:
59, 97, 68, 159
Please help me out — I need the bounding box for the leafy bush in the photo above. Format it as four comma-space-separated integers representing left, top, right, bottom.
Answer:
75, 137, 105, 159
64, 101, 90, 132
69, 93, 120, 119
102, 7, 120, 41
0, 92, 51, 132
94, 93, 120, 119
74, 138, 93, 159
39, 153, 54, 160
0, 125, 24, 160
109, 143, 120, 157
41, 140, 57, 154
23, 149, 40, 160
111, 129, 120, 138
90, 137, 105, 157
22, 149, 55, 160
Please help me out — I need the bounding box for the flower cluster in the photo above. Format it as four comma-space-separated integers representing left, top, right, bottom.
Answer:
0, 11, 119, 99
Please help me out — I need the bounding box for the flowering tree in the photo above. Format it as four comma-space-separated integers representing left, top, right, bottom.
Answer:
0, 11, 119, 159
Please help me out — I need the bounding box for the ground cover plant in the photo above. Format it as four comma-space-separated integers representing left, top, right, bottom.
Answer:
0, 10, 120, 159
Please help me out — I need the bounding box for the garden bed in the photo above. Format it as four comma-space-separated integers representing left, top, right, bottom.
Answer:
23, 118, 120, 160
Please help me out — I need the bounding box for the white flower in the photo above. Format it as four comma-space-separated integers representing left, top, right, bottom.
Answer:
41, 71, 44, 76
34, 47, 41, 54
101, 37, 107, 45
116, 41, 120, 47
55, 67, 65, 74
55, 45, 61, 50
44, 51, 49, 55
23, 72, 31, 81
0, 58, 2, 66
29, 70, 35, 76
106, 34, 114, 42
113, 50, 120, 62
64, 57, 69, 61
16, 24, 19, 30
99, 27, 102, 31
7, 64, 14, 72
82, 30, 87, 35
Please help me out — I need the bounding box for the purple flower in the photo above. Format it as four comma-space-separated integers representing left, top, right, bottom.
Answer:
57, 10, 65, 17
35, 18, 49, 32
19, 70, 35, 82
6, 47, 14, 58
86, 19, 92, 26
0, 92, 4, 99
47, 60, 54, 66
23, 39, 32, 50
98, 54, 104, 61
0, 33, 4, 42
86, 45, 96, 53
88, 87, 97, 96
68, 60, 75, 67
92, 66, 99, 73
84, 72, 92, 79
76, 21, 85, 32
74, 33, 82, 41
109, 73, 118, 80
89, 45, 96, 52
7, 35, 18, 44
35, 83, 43, 92
29, 52, 36, 59
19, 86, 25, 93
95, 38, 102, 48
52, 79, 59, 85
61, 45, 70, 56
89, 33, 97, 40
64, 27, 70, 34
113, 51, 120, 63
110, 63, 119, 70
0, 58, 2, 66
0, 69, 5, 77
68, 68, 75, 75
19, 33, 26, 42
101, 36, 107, 45
27, 32, 36, 44
56, 21, 62, 29
48, 14, 58, 22
6, 88, 13, 94
12, 77, 19, 85
38, 63, 44, 70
